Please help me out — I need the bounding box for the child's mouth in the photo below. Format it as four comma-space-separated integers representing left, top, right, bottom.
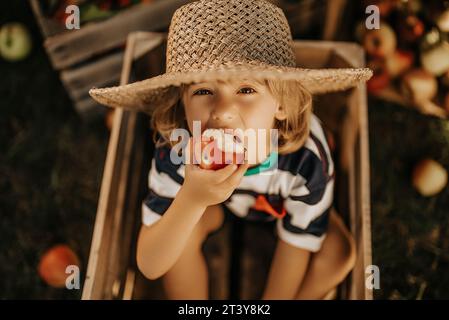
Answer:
202, 128, 246, 154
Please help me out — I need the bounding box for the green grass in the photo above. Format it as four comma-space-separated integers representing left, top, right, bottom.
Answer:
369, 98, 449, 299
0, 0, 108, 299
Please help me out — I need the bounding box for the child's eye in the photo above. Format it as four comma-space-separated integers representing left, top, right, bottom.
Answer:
193, 87, 256, 96
193, 89, 212, 96
239, 87, 256, 94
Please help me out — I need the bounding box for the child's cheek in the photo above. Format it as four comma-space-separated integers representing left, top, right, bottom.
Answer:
185, 108, 208, 131
241, 106, 277, 131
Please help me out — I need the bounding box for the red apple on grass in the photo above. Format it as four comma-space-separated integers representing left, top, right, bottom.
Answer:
191, 128, 245, 170
38, 244, 80, 288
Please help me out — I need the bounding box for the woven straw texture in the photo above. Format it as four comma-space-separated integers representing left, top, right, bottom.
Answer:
89, 0, 372, 113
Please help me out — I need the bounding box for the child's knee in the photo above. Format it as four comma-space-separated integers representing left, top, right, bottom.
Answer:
323, 212, 357, 280
332, 221, 356, 278
340, 230, 356, 275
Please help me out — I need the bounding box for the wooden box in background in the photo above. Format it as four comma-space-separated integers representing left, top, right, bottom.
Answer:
29, 0, 192, 118
81, 31, 372, 300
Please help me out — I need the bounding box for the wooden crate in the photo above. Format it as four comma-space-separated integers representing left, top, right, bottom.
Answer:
29, 0, 192, 117
82, 31, 372, 300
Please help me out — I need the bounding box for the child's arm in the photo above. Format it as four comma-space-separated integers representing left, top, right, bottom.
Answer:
136, 161, 249, 280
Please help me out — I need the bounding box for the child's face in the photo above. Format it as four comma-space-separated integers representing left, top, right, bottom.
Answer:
181, 79, 286, 163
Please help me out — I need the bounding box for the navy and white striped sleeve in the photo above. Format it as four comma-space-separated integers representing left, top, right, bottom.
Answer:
277, 117, 335, 252
142, 145, 185, 226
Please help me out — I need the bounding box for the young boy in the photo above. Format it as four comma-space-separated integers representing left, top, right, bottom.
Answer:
89, 0, 372, 299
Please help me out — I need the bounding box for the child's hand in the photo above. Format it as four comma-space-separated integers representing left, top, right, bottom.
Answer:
181, 138, 250, 208
182, 162, 249, 207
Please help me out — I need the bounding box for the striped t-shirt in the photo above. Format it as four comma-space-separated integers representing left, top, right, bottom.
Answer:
142, 114, 335, 252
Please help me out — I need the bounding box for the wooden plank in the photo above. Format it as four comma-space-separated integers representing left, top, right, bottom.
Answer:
61, 51, 124, 101
239, 221, 277, 299
351, 81, 373, 300
67, 33, 165, 117
330, 44, 373, 300
122, 269, 136, 300
203, 220, 232, 299
322, 0, 347, 40
44, 0, 191, 69
81, 31, 167, 300
83, 34, 373, 300
60, 32, 165, 101
81, 33, 140, 300
29, 0, 67, 37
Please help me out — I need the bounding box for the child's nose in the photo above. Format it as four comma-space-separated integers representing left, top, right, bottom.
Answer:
210, 101, 237, 122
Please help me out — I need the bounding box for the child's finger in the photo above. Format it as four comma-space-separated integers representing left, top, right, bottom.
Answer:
222, 163, 250, 187
213, 164, 239, 183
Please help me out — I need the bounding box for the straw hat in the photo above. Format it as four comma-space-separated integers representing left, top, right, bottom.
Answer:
89, 0, 372, 114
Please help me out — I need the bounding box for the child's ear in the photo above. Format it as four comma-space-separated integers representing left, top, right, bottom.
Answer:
274, 105, 287, 121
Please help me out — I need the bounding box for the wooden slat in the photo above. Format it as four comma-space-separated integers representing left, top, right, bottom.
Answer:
28, 0, 67, 37
81, 32, 165, 300
60, 51, 124, 101
239, 221, 277, 299
328, 43, 373, 300
82, 33, 373, 300
322, 0, 347, 40
351, 80, 373, 300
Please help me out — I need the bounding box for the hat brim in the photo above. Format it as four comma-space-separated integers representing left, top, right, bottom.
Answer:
89, 62, 372, 114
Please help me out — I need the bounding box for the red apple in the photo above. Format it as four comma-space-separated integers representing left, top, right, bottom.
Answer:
192, 129, 245, 170
38, 244, 80, 288
364, 23, 396, 58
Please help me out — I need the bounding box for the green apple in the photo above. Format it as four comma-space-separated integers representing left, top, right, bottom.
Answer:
0, 22, 32, 62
